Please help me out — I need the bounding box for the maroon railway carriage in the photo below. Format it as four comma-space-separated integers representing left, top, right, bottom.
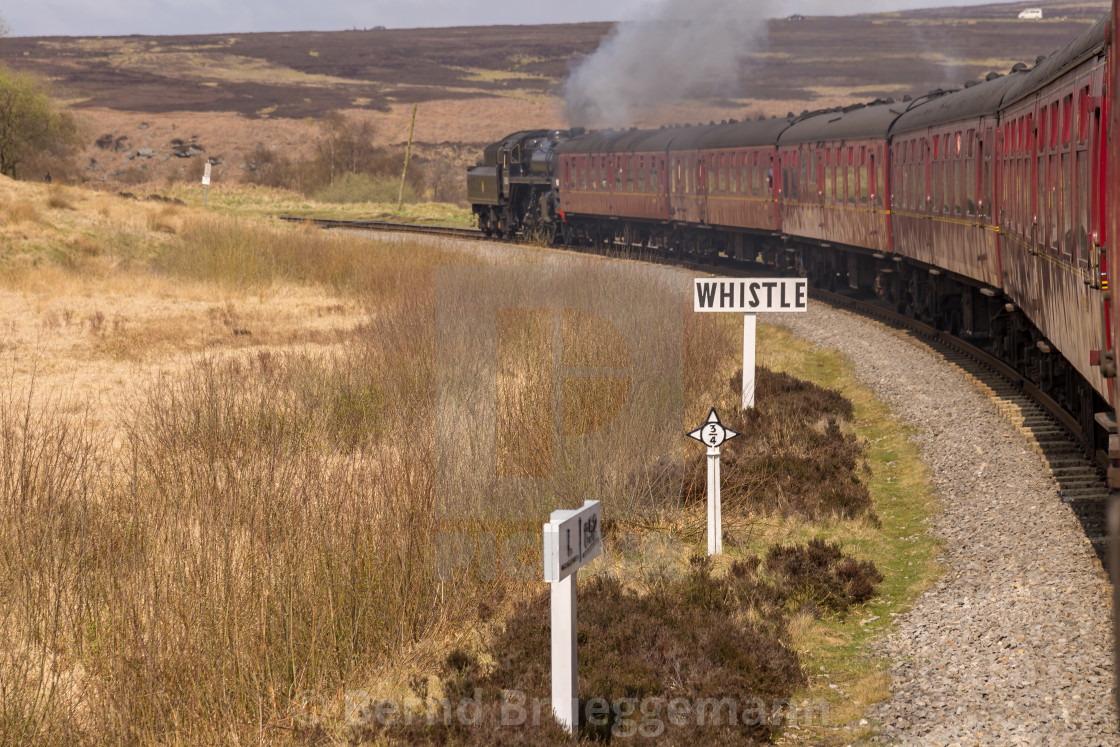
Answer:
558, 128, 671, 224
653, 125, 719, 227
690, 118, 788, 235
1108, 0, 1120, 713
998, 17, 1111, 405
557, 126, 714, 248
889, 75, 1020, 290
775, 103, 895, 257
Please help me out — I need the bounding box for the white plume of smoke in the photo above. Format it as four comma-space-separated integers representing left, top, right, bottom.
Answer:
562, 0, 782, 127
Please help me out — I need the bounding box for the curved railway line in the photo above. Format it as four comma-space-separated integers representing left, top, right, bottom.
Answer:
284, 215, 1111, 564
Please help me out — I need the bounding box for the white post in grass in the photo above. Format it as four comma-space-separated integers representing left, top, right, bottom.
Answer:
201, 161, 212, 205
688, 408, 739, 555
542, 500, 602, 733
693, 277, 808, 410
742, 312, 757, 409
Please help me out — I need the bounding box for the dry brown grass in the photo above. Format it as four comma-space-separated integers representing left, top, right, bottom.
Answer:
0, 174, 748, 744
3, 199, 39, 225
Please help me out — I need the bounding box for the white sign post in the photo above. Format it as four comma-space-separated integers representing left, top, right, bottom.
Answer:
543, 499, 602, 733
687, 409, 739, 555
694, 278, 808, 409
201, 161, 212, 205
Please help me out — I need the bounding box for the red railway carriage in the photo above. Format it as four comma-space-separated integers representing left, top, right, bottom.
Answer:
890, 75, 1018, 290
775, 103, 895, 255
998, 17, 1111, 402
657, 125, 719, 225
558, 129, 672, 222
692, 118, 788, 234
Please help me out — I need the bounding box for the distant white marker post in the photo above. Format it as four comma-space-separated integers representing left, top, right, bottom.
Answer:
693, 277, 808, 409
687, 408, 739, 556
543, 499, 602, 733
202, 161, 212, 205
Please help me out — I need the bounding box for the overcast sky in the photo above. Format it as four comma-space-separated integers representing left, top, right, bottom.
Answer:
3, 0, 1017, 38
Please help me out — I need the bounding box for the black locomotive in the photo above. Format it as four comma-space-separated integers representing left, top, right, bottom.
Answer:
466, 128, 582, 241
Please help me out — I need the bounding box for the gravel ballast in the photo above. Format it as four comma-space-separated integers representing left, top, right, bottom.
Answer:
779, 304, 1116, 745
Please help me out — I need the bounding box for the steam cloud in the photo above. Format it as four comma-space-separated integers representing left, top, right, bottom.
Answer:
562, 0, 932, 128
562, 0, 781, 127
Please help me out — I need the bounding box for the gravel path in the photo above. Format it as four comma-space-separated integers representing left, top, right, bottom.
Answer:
778, 304, 1117, 745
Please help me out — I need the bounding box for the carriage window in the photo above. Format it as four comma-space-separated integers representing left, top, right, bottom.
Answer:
650, 161, 658, 192
908, 146, 917, 210
821, 154, 828, 202
822, 151, 832, 203
789, 152, 798, 201
965, 152, 976, 216
1062, 95, 1073, 144
1050, 103, 1059, 150
1076, 150, 1089, 262
941, 159, 951, 215
858, 157, 869, 207
1078, 87, 1090, 143
1061, 152, 1073, 255
1049, 154, 1059, 249
902, 160, 910, 210
954, 155, 963, 216
802, 150, 809, 197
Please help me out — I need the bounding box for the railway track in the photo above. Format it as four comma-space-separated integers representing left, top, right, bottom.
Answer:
818, 289, 1110, 564
276, 216, 481, 240
287, 215, 1112, 564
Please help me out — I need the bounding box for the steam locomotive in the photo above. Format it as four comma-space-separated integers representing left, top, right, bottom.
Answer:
469, 14, 1119, 474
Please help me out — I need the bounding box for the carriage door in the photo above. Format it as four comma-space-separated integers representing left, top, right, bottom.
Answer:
1085, 89, 1112, 368
667, 159, 685, 223
697, 155, 707, 224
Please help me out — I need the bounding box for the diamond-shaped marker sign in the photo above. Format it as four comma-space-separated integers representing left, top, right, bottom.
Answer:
687, 408, 740, 448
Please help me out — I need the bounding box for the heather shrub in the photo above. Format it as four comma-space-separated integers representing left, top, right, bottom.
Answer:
765, 537, 885, 612
672, 367, 875, 522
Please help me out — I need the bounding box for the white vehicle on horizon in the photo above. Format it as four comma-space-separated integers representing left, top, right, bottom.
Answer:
1018, 8, 1043, 19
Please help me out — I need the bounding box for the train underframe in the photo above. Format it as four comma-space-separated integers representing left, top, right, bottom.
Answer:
554, 211, 1112, 466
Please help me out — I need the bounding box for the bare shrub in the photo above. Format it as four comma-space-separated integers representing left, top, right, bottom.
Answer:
0, 388, 98, 745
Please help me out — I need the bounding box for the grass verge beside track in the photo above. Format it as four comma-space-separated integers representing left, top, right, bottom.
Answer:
757, 322, 941, 744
